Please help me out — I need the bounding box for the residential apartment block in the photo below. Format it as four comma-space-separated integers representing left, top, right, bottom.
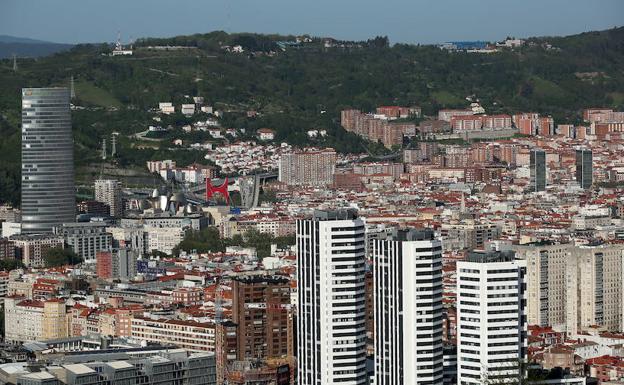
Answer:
456, 251, 527, 385
516, 242, 624, 335
279, 149, 336, 186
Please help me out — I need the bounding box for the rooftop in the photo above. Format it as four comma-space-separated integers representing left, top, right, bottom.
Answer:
312, 208, 358, 221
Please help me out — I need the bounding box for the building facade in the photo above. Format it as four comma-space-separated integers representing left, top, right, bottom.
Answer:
11, 234, 64, 268
372, 228, 444, 385
0, 350, 216, 385
53, 222, 112, 263
21, 88, 75, 234
530, 149, 546, 192
279, 149, 336, 186
231, 275, 293, 361
131, 317, 215, 352
456, 251, 527, 385
94, 179, 123, 218
4, 297, 44, 343
516, 243, 624, 335
575, 149, 593, 189
296, 209, 367, 385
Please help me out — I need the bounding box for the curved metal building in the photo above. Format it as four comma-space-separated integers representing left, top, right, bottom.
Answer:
21, 87, 75, 234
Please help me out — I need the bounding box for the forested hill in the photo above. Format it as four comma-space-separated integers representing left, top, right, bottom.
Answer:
0, 27, 623, 205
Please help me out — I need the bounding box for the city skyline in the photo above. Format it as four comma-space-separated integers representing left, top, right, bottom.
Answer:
1, 3, 624, 384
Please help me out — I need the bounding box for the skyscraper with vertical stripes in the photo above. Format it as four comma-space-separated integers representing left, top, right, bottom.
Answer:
373, 228, 444, 385
296, 209, 367, 385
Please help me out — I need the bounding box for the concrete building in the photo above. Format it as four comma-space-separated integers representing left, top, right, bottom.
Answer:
516, 242, 624, 335
107, 226, 147, 256
42, 299, 68, 340
94, 179, 123, 218
372, 228, 444, 385
144, 226, 186, 255
11, 234, 64, 268
279, 149, 336, 186
231, 275, 293, 362
131, 317, 215, 352
2, 221, 21, 238
0, 272, 9, 307
4, 297, 68, 344
296, 209, 367, 385
456, 250, 527, 385
575, 149, 593, 189
0, 349, 216, 385
21, 88, 75, 234
0, 237, 15, 260
53, 222, 112, 263
96, 248, 138, 280
4, 297, 44, 343
530, 149, 546, 192
440, 220, 501, 251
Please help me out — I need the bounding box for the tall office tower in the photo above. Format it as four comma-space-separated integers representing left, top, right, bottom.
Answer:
529, 149, 546, 192
279, 149, 336, 186
373, 228, 444, 385
297, 209, 367, 385
575, 149, 593, 189
21, 88, 75, 234
456, 251, 527, 385
94, 179, 123, 217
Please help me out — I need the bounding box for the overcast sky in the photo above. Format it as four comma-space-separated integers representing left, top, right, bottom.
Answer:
2, 0, 623, 44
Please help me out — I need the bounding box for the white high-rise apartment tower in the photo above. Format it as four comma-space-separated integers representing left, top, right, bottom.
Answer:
94, 179, 123, 218
456, 251, 527, 385
373, 228, 444, 385
296, 209, 367, 385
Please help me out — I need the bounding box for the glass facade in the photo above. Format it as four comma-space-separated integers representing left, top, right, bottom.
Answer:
21, 87, 75, 234
530, 149, 546, 192
575, 149, 593, 189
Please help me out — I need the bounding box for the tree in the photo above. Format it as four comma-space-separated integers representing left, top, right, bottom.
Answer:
44, 247, 83, 267
173, 226, 226, 255
174, 227, 295, 260
0, 258, 24, 271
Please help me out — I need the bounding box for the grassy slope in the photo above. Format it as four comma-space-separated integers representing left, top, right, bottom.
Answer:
74, 80, 122, 108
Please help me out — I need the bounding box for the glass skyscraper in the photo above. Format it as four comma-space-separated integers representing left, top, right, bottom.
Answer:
530, 149, 546, 192
575, 149, 593, 189
21, 87, 75, 234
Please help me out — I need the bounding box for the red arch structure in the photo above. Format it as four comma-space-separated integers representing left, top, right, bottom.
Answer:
206, 177, 230, 204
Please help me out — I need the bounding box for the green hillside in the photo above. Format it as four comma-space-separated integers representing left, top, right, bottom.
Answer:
0, 28, 623, 205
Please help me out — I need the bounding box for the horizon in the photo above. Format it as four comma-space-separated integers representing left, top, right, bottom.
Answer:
2, 0, 623, 45
3, 25, 624, 47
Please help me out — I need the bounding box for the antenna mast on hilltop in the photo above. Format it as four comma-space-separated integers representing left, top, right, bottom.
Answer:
116, 31, 123, 51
